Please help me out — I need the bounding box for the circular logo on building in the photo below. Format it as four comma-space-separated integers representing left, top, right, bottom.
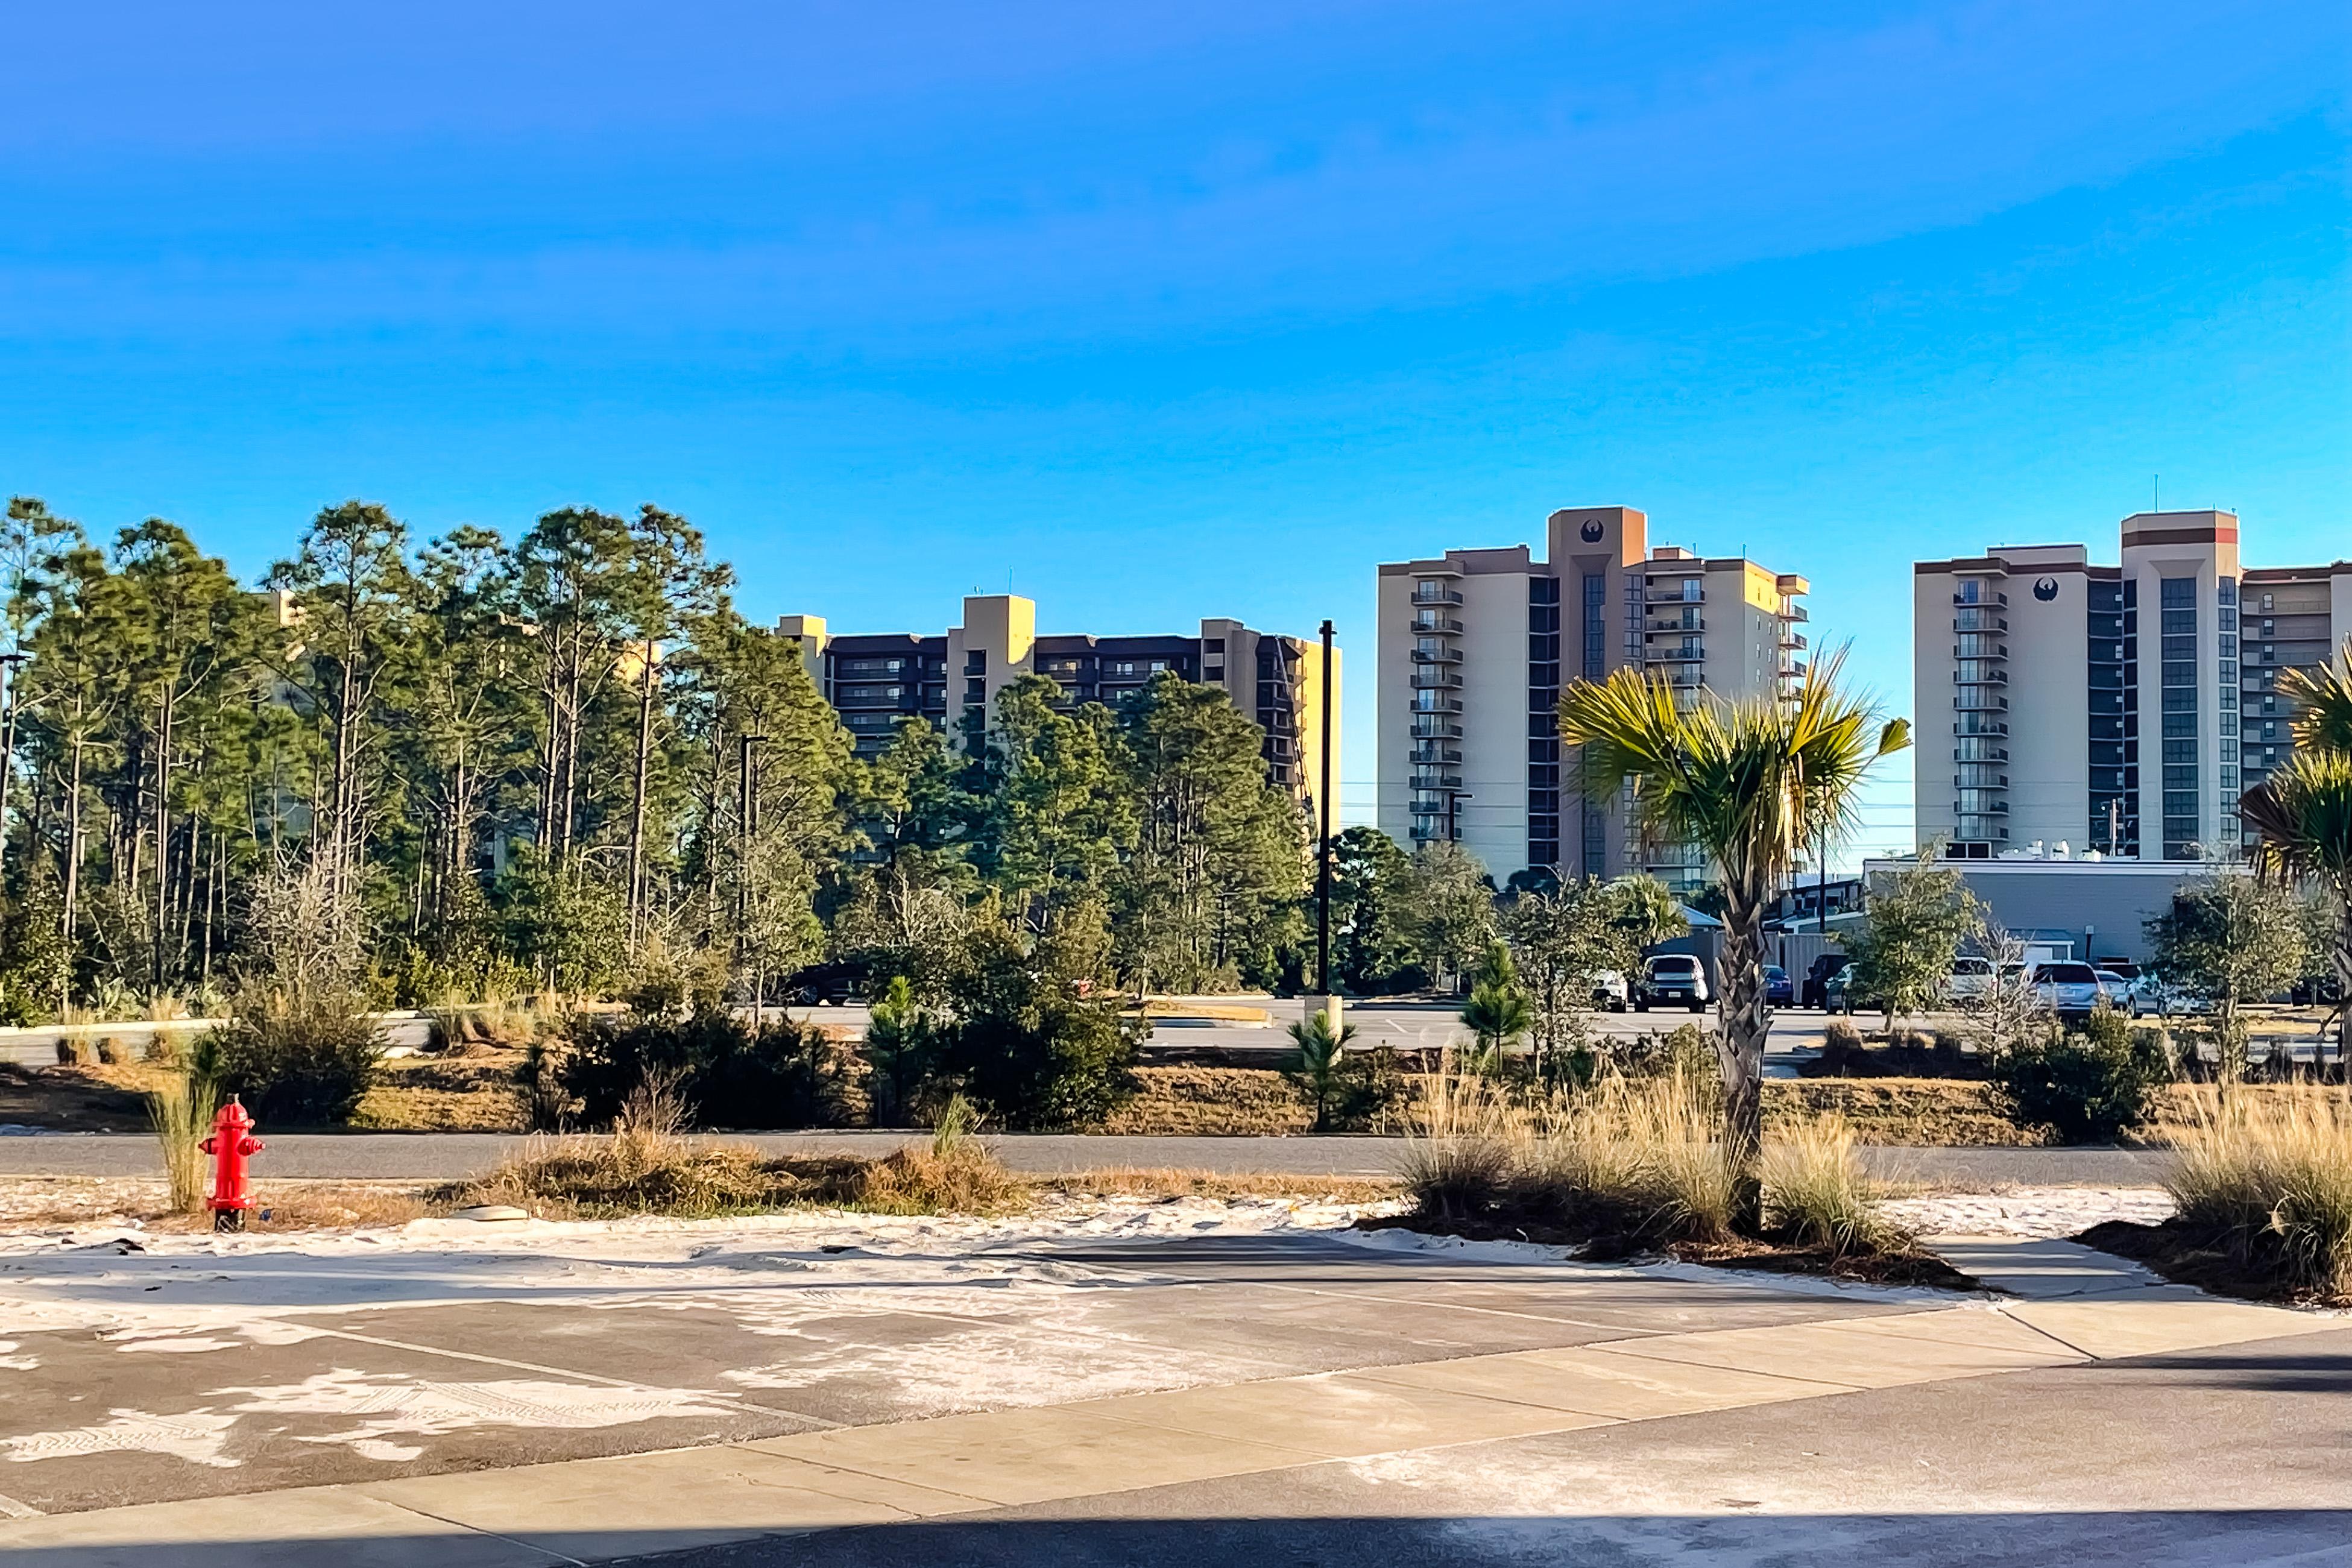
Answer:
1579, 520, 1605, 543
2033, 577, 2059, 602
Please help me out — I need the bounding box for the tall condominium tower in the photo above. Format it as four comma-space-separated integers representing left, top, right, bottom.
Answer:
1375, 507, 1810, 891
777, 596, 1338, 828
1912, 512, 2351, 861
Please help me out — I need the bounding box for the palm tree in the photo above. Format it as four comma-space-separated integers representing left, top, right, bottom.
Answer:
2239, 645, 2352, 1069
1286, 1007, 1359, 1132
1557, 650, 1907, 1218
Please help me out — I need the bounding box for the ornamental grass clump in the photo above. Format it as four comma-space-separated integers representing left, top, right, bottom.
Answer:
1761, 1114, 1906, 1258
1403, 1066, 1738, 1247
2164, 1092, 2352, 1303
145, 1071, 221, 1215
1398, 1068, 1519, 1223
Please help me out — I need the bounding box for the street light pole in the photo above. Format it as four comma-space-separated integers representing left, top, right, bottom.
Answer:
1316, 620, 1334, 1001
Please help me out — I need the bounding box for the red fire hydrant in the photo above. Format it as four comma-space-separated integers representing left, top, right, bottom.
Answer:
200, 1098, 264, 1233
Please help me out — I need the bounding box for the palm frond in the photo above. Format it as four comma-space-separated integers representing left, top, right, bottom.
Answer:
2240, 750, 2352, 884
1555, 646, 1908, 890
2278, 643, 2352, 758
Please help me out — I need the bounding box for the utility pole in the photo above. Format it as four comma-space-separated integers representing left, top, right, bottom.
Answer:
1817, 822, 1829, 934
1315, 621, 1338, 1037
1316, 620, 1334, 998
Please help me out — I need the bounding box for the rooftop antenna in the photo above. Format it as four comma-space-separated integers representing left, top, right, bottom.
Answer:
2152, 474, 2160, 514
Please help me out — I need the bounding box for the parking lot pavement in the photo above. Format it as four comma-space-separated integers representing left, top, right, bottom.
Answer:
0, 1220, 1906, 1518
2, 1218, 2342, 1566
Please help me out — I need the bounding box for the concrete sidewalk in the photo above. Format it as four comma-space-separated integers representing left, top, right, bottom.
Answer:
1, 1234, 2339, 1566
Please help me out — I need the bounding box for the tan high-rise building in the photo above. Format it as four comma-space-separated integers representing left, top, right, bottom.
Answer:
1375, 508, 1809, 891
781, 596, 1340, 828
1912, 512, 2351, 861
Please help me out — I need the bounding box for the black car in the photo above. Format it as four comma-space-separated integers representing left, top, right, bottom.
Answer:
1763, 965, 1794, 1007
1800, 954, 1850, 1010
785, 962, 864, 1006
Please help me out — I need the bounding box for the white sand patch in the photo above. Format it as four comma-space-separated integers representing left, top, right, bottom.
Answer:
217, 1369, 743, 1456
0, 1410, 239, 1469
113, 1336, 243, 1354
0, 1195, 1389, 1340
1881, 1187, 2176, 1239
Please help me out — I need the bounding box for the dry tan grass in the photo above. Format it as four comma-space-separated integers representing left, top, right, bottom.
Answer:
1401, 1068, 1737, 1244
1031, 1167, 1401, 1204
145, 1072, 220, 1215
2163, 1089, 2352, 1302
1760, 1115, 1907, 1257
0, 1179, 431, 1232
1097, 1066, 1315, 1135
1767, 1079, 2040, 1146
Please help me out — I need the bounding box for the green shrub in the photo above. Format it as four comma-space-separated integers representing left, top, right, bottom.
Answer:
1989, 1011, 2169, 1143
938, 991, 1137, 1131
209, 991, 385, 1124
863, 976, 944, 1127
561, 1009, 860, 1130
930, 916, 1140, 1132
1621, 1023, 1718, 1085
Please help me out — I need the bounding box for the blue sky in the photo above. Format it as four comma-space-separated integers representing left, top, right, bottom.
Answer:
3, 2, 2345, 861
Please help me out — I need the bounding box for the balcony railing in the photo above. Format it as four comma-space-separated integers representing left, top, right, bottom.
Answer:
1780, 632, 1808, 651
1409, 646, 1464, 665
1953, 800, 2011, 816
1410, 585, 1464, 607
1411, 694, 1464, 714
1645, 584, 1704, 605
1409, 668, 1464, 690
1411, 769, 1464, 790
1953, 590, 2008, 608
1409, 743, 1461, 764
1952, 613, 2008, 632
1950, 643, 2007, 660
1953, 669, 2009, 685
1952, 746, 2010, 763
1782, 605, 1808, 623
1410, 717, 1463, 739
1410, 614, 1463, 635
1647, 617, 1703, 634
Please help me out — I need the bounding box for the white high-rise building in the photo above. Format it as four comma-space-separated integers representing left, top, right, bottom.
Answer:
1376, 507, 1810, 890
1912, 511, 2351, 861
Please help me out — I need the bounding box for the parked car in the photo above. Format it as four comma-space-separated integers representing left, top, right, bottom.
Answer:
2028, 962, 2105, 1020
2093, 969, 2140, 1016
786, 962, 865, 1006
1823, 965, 1882, 1016
1587, 970, 1630, 1012
1636, 954, 1710, 1012
1944, 956, 1996, 1004
1800, 954, 1850, 1010
1762, 965, 1794, 1007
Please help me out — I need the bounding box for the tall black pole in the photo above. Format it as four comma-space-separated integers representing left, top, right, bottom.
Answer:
1817, 823, 1829, 933
1316, 619, 1334, 997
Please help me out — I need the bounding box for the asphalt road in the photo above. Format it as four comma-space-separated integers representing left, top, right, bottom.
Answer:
0, 1129, 2173, 1186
